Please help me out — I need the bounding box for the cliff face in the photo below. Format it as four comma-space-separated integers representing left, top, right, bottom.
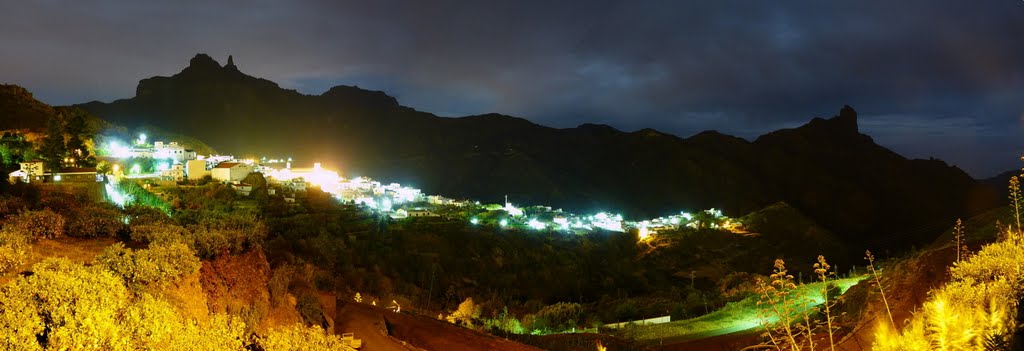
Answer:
77, 54, 1000, 248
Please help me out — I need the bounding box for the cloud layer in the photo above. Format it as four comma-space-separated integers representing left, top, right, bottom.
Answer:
2, 0, 1022, 176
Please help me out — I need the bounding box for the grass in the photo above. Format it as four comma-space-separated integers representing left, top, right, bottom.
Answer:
619, 276, 865, 343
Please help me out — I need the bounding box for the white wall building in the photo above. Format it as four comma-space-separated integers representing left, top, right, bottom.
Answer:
186, 159, 211, 180
211, 162, 253, 182
153, 141, 197, 164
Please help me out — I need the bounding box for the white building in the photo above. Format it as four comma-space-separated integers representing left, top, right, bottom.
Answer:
162, 164, 185, 181
211, 162, 253, 182
407, 209, 438, 218
18, 161, 44, 179
185, 159, 211, 180
153, 141, 197, 164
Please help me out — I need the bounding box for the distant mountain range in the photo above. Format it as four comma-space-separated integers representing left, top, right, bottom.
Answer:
3, 53, 1002, 248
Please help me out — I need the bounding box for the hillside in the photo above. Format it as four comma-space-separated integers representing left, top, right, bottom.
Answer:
0, 84, 216, 156
0, 84, 57, 130
75, 54, 1001, 250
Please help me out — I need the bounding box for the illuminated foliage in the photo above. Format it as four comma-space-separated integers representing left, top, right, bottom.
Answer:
97, 242, 201, 288
129, 223, 190, 245
814, 255, 837, 351
484, 306, 526, 335
5, 209, 65, 239
0, 258, 130, 350
873, 229, 1024, 349
257, 324, 353, 351
865, 250, 894, 328
121, 293, 248, 350
755, 259, 809, 350
0, 257, 354, 350
446, 297, 483, 328
0, 228, 30, 273
1011, 176, 1022, 236
952, 218, 965, 263
117, 178, 172, 214
523, 302, 584, 333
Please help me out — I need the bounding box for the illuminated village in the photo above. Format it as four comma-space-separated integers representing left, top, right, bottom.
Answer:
7, 134, 743, 240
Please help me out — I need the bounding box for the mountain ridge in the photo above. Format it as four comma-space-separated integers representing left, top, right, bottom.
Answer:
72, 53, 1000, 248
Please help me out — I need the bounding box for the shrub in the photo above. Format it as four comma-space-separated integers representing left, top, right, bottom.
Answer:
0, 257, 346, 350
39, 193, 79, 214
524, 302, 583, 333
5, 209, 65, 239
0, 228, 30, 274
269, 265, 296, 308
129, 223, 190, 245
873, 236, 1024, 349
186, 211, 267, 258
257, 324, 351, 351
0, 196, 28, 220
0, 258, 130, 350
124, 204, 173, 227
97, 243, 201, 288
446, 297, 483, 328
66, 203, 125, 238
483, 306, 526, 335
121, 293, 247, 350
296, 293, 327, 328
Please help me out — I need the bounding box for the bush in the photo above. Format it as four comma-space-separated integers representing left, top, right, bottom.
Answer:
97, 243, 201, 287
257, 324, 350, 351
446, 297, 483, 328
0, 196, 28, 220
129, 223, 190, 245
124, 204, 173, 227
5, 209, 65, 239
122, 293, 248, 350
296, 293, 327, 329
0, 257, 348, 350
524, 302, 583, 333
269, 265, 296, 308
186, 211, 267, 258
0, 228, 30, 274
66, 204, 126, 238
0, 258, 130, 350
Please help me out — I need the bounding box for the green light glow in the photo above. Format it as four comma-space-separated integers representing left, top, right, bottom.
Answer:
620, 275, 867, 343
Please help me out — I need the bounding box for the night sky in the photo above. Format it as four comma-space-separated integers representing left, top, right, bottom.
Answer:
2, 1, 1022, 177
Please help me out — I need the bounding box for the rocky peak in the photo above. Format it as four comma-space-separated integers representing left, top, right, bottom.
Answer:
834, 105, 858, 133
224, 55, 238, 72
186, 53, 222, 72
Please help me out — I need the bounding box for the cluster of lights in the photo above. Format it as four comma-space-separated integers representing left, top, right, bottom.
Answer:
237, 156, 738, 241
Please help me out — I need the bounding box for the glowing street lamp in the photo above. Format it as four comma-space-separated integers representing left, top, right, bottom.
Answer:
137, 133, 147, 145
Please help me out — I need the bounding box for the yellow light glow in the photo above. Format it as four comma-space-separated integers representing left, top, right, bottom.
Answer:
638, 226, 650, 240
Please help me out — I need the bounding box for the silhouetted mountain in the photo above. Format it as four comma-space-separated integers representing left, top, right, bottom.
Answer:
77, 54, 1001, 249
0, 84, 57, 130
983, 168, 1023, 203
0, 83, 215, 155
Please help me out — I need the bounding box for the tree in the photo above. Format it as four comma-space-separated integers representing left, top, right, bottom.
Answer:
446, 297, 482, 328
39, 116, 66, 173
64, 111, 94, 167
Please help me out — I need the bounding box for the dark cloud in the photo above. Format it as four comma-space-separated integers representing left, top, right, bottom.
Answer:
1, 0, 1022, 176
